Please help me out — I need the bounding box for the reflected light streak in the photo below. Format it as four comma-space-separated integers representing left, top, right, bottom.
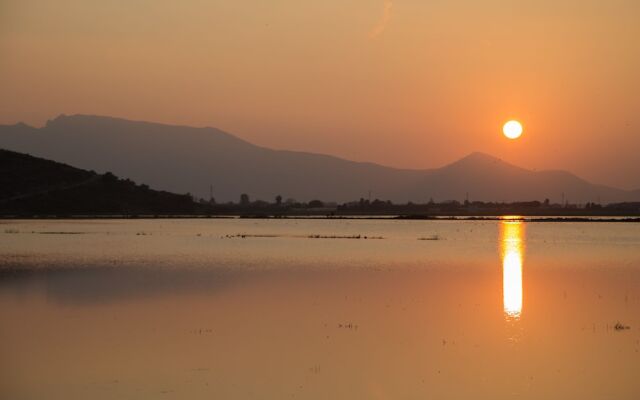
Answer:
500, 220, 524, 319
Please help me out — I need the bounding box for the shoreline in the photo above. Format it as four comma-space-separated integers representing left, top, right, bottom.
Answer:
1, 214, 640, 222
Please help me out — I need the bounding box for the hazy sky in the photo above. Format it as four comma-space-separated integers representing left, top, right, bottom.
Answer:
1, 0, 639, 189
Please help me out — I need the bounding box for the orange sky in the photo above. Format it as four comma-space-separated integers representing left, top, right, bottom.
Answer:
1, 0, 639, 189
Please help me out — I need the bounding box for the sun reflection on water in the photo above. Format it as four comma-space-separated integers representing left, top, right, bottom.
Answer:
500, 219, 524, 319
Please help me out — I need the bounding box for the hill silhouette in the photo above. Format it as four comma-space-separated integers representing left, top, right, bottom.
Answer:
0, 148, 201, 216
0, 114, 637, 204
418, 152, 633, 203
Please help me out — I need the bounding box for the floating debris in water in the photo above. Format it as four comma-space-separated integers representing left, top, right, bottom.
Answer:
224, 233, 283, 239
338, 323, 359, 330
308, 365, 321, 374
224, 233, 383, 239
418, 235, 440, 241
307, 234, 382, 239
614, 322, 630, 331
189, 328, 214, 335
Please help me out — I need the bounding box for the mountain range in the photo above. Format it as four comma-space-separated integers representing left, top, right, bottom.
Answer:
1, 114, 638, 204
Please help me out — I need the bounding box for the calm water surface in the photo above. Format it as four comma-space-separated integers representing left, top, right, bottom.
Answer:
1, 219, 639, 399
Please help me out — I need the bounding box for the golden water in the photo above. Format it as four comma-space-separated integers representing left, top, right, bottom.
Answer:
1, 219, 639, 399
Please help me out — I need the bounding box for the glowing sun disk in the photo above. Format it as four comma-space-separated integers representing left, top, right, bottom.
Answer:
503, 120, 523, 139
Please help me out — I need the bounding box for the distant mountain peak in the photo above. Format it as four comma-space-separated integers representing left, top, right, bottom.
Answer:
47, 113, 143, 127
444, 151, 510, 168
44, 114, 229, 137
462, 151, 502, 162
46, 114, 107, 129
13, 122, 34, 129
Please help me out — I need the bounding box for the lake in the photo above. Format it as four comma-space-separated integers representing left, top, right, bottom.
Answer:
1, 218, 639, 399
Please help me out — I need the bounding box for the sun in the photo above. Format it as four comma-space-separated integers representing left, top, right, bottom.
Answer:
503, 120, 523, 139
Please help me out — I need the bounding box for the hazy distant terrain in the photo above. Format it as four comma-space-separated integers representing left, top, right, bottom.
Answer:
1, 115, 637, 203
